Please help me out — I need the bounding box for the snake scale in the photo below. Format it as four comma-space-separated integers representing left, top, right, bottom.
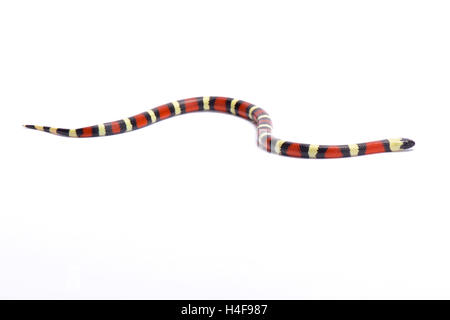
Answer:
24, 96, 415, 158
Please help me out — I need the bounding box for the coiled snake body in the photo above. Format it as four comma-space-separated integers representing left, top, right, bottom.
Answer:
25, 96, 415, 158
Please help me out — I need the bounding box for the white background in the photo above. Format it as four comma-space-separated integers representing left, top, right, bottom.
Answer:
0, 0, 449, 299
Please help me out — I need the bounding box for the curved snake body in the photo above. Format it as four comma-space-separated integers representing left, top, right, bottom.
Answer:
25, 96, 415, 158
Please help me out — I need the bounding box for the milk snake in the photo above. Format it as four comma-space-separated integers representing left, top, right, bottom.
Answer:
24, 96, 415, 158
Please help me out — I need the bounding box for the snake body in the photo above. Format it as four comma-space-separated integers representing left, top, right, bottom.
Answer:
25, 96, 415, 158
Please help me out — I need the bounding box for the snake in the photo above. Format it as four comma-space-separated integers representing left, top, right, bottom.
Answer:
24, 96, 415, 158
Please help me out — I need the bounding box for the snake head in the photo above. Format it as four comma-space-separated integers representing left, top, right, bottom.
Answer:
400, 138, 415, 150
388, 138, 415, 151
